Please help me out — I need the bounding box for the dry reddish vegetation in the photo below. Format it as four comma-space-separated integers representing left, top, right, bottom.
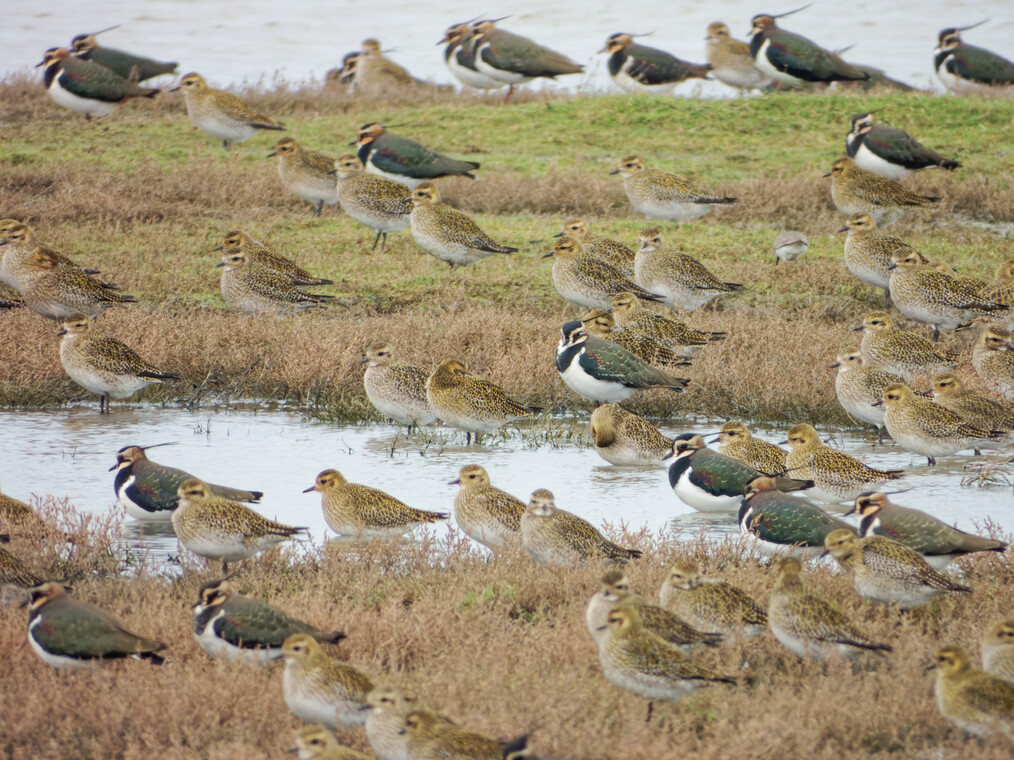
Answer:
1, 503, 1013, 759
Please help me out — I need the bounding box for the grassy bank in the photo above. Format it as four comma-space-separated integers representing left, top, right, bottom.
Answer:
1, 75, 1012, 424
1, 502, 1013, 759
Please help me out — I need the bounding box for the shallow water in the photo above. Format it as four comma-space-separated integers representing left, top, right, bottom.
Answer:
5, 0, 1012, 94
0, 405, 1010, 563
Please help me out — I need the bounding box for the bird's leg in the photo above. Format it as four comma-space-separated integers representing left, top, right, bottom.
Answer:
645, 701, 654, 722
927, 456, 936, 466
221, 559, 229, 574
223, 140, 232, 151
503, 85, 514, 104
379, 233, 387, 253
466, 432, 472, 446
372, 231, 382, 252
881, 288, 891, 308
313, 200, 323, 217
932, 325, 940, 342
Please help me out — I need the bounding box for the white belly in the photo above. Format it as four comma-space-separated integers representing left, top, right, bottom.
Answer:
447, 55, 503, 90
189, 108, 257, 143
611, 68, 675, 95
752, 40, 803, 86
473, 48, 533, 85
194, 615, 281, 664
854, 143, 912, 179
366, 162, 422, 189
117, 475, 176, 521
673, 470, 741, 513
29, 620, 97, 670
559, 360, 635, 403
49, 79, 116, 118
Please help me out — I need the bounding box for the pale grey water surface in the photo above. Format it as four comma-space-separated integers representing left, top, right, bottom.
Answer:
4, 0, 1012, 94
0, 406, 1010, 564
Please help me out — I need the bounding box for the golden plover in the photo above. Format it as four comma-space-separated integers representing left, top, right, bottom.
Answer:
290, 725, 372, 760
711, 420, 787, 474
172, 72, 283, 149
545, 236, 663, 311
767, 557, 891, 660
402, 709, 529, 760
330, 155, 411, 253
825, 157, 938, 227
610, 292, 726, 355
634, 227, 742, 312
705, 21, 770, 93
304, 469, 447, 540
853, 311, 959, 380
215, 230, 332, 287
930, 646, 1014, 738
58, 314, 178, 413
426, 359, 540, 444
407, 182, 516, 267
581, 310, 691, 373
555, 219, 635, 276
217, 248, 332, 315
16, 251, 135, 320
282, 633, 373, 728
449, 464, 524, 549
0, 545, 42, 588
362, 345, 436, 432
823, 529, 971, 609
837, 212, 926, 304
985, 260, 1014, 330
659, 560, 767, 641
783, 422, 903, 503
930, 371, 1014, 450
830, 353, 905, 439
983, 618, 1014, 686
589, 403, 672, 467
520, 489, 641, 566
611, 156, 737, 222
268, 137, 339, 216
172, 478, 307, 571
0, 222, 104, 290
972, 325, 1014, 397
878, 382, 1001, 465
365, 685, 452, 760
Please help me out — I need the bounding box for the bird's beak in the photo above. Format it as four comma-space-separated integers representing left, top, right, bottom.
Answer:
822, 171, 832, 178
595, 624, 608, 631
447, 479, 460, 485
302, 485, 317, 493
212, 244, 224, 251
326, 168, 337, 175
542, 252, 555, 259
359, 358, 369, 365
819, 548, 830, 558
552, 231, 564, 238
887, 263, 897, 270
35, 59, 47, 68
851, 325, 863, 331
214, 261, 225, 268
925, 662, 937, 672
608, 169, 620, 175
56, 328, 67, 336
169, 84, 181, 92
707, 436, 720, 444
267, 151, 277, 157
107, 462, 121, 472
828, 362, 840, 369
597, 45, 611, 54
286, 746, 298, 754
843, 503, 857, 516
836, 225, 849, 233
871, 399, 883, 407
777, 439, 789, 445
348, 138, 358, 146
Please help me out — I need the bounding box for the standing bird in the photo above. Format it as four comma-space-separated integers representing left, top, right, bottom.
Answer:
589, 403, 673, 467
555, 320, 689, 406
213, 230, 332, 287
929, 646, 1014, 738
853, 311, 960, 380
192, 578, 344, 664
268, 137, 339, 217
69, 28, 178, 81
172, 72, 284, 150
837, 213, 926, 304
172, 478, 307, 572
887, 250, 1006, 340
659, 560, 768, 641
282, 634, 374, 728
749, 9, 869, 87
829, 353, 904, 440
582, 310, 691, 374
36, 47, 159, 119
782, 422, 904, 503
426, 359, 540, 444
15, 250, 135, 320
612, 156, 737, 223
823, 529, 972, 609
554, 219, 635, 277
846, 491, 1008, 570
767, 557, 891, 660
930, 372, 1014, 450
825, 157, 938, 228
772, 231, 809, 265
58, 314, 178, 413
985, 261, 1014, 331
449, 464, 525, 549
217, 249, 332, 315
739, 476, 855, 556
877, 382, 1001, 465
972, 326, 1014, 397
439, 22, 505, 91
353, 123, 478, 188
351, 38, 442, 96
23, 582, 165, 669
407, 183, 516, 268
330, 155, 411, 253
521, 489, 641, 566
600, 33, 711, 95
361, 345, 436, 432
846, 112, 961, 179
633, 228, 742, 312
595, 607, 735, 705
705, 22, 770, 94
544, 237, 663, 310
303, 469, 447, 540
664, 436, 813, 514
468, 19, 583, 101
610, 292, 726, 355
289, 725, 372, 760
934, 22, 1014, 92
710, 420, 787, 474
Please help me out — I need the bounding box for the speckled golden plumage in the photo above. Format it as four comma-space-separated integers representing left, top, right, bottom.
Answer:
830, 353, 903, 436
332, 155, 411, 253
854, 311, 960, 380
402, 709, 528, 760
362, 345, 435, 431
983, 618, 1014, 686
426, 359, 539, 443
837, 212, 926, 301
610, 292, 725, 354
217, 248, 332, 315
408, 183, 516, 267
931, 646, 1014, 738
365, 685, 452, 760
826, 157, 938, 227
612, 156, 737, 222
305, 468, 447, 539
931, 372, 1014, 446
172, 72, 284, 149
633, 228, 742, 312
972, 325, 1014, 396
589, 403, 672, 467
712, 421, 787, 474
450, 464, 524, 549
659, 560, 767, 640
290, 725, 373, 760
582, 309, 690, 372
705, 21, 770, 91
823, 529, 971, 609
548, 237, 663, 310
0, 545, 42, 588
216, 231, 331, 287
282, 633, 373, 728
0, 223, 104, 290
556, 218, 635, 276
520, 489, 641, 566
16, 251, 135, 320
269, 137, 339, 216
